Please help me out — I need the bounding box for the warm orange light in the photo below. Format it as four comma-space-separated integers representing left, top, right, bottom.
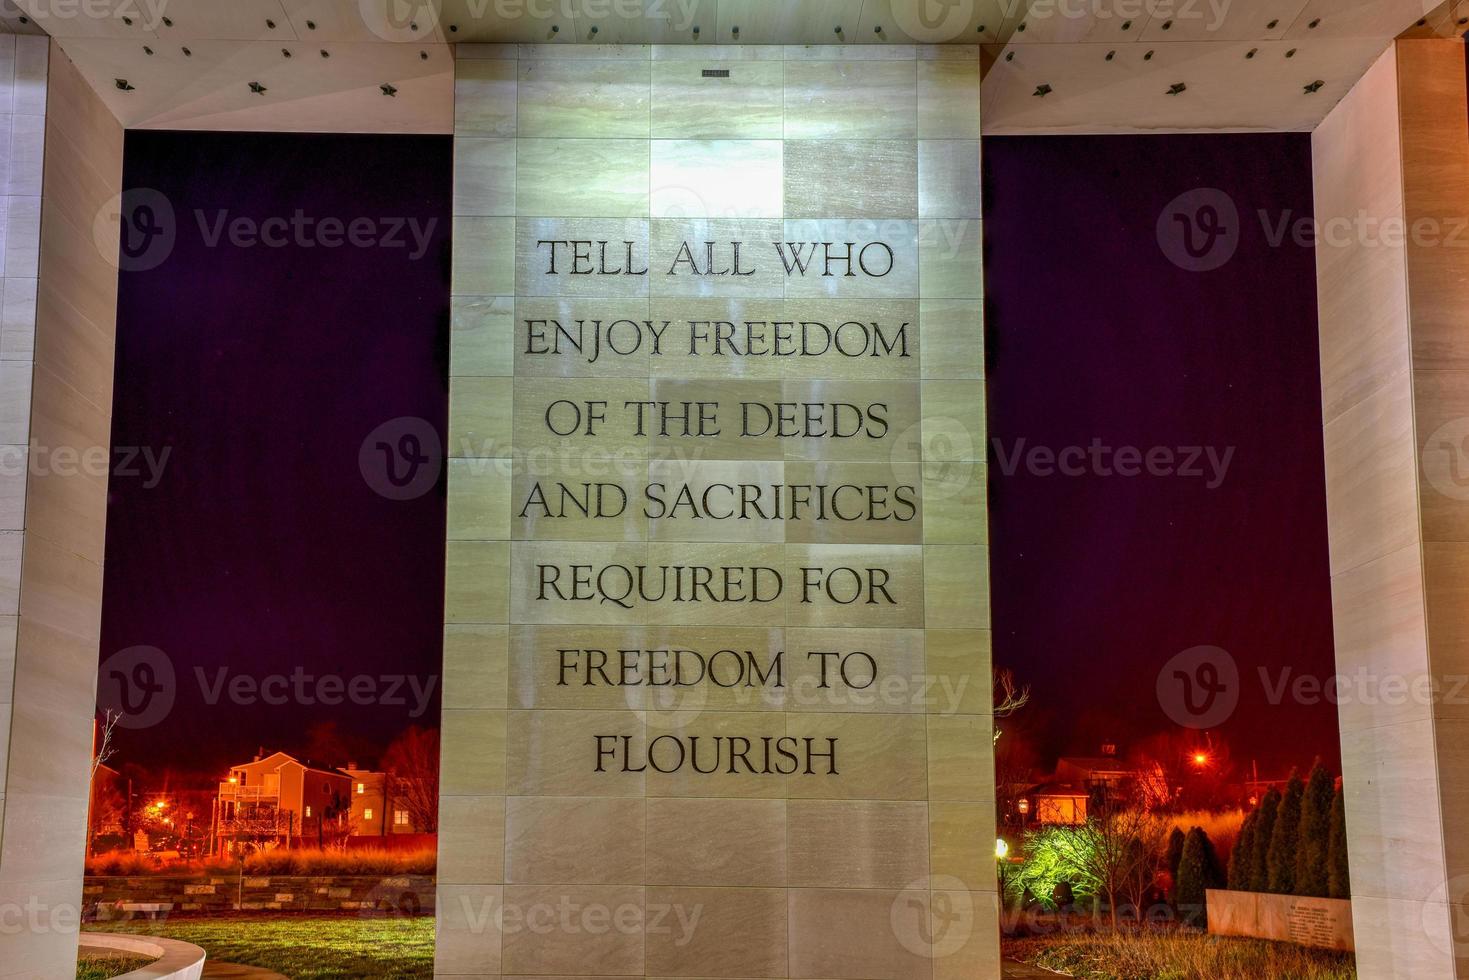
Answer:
1192, 753, 1209, 766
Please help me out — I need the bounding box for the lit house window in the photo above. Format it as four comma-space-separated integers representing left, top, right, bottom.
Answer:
394, 810, 409, 826
305, 805, 312, 818
357, 783, 365, 794
363, 808, 373, 821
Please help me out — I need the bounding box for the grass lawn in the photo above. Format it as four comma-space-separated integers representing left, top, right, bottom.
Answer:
1006, 931, 1357, 980
86, 914, 435, 979
76, 953, 154, 980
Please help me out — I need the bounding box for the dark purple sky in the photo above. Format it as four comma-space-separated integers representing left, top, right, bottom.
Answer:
99, 131, 451, 775
983, 134, 1342, 776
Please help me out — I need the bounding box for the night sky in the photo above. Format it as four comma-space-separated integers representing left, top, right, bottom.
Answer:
98, 131, 451, 776
97, 129, 1340, 782
984, 134, 1342, 777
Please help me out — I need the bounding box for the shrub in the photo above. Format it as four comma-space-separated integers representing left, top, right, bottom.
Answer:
1248, 786, 1279, 892
1228, 810, 1257, 890
1267, 772, 1305, 894
1328, 785, 1351, 899
1174, 826, 1224, 927
1165, 827, 1186, 885
1295, 765, 1334, 897
86, 846, 437, 878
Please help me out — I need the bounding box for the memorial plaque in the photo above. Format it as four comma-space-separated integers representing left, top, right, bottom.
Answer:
439, 42, 995, 979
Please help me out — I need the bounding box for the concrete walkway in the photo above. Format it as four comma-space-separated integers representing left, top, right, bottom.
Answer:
200, 963, 289, 980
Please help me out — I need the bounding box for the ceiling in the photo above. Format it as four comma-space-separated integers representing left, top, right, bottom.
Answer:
0, 0, 1461, 132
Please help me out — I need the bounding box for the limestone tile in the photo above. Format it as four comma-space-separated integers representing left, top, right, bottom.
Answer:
789, 887, 934, 979
437, 796, 507, 884
783, 627, 926, 713
638, 625, 787, 713
5, 111, 42, 197
515, 296, 653, 378
919, 219, 982, 299
1349, 894, 1456, 980
511, 377, 650, 464
1329, 543, 1430, 735
645, 458, 787, 543
784, 543, 924, 629
709, 3, 865, 46
2, 617, 95, 809
930, 801, 996, 888
508, 625, 654, 711
644, 885, 787, 977
779, 461, 922, 546
2, 194, 38, 278
434, 882, 504, 975
448, 376, 514, 459
1413, 369, 1469, 543
452, 296, 515, 378
917, 60, 981, 138
443, 624, 510, 711
643, 710, 787, 799
454, 216, 516, 296
513, 458, 649, 542
786, 712, 927, 800
1339, 717, 1447, 902
644, 376, 784, 462
783, 60, 918, 139
787, 799, 928, 888
651, 139, 782, 219
505, 708, 646, 797
516, 217, 650, 298
0, 357, 31, 444
923, 460, 986, 546
1322, 373, 1419, 576
644, 797, 786, 886
650, 60, 783, 138
517, 139, 650, 217
923, 630, 991, 716
501, 883, 645, 975
510, 540, 659, 627
0, 444, 24, 530
517, 59, 651, 137
781, 218, 918, 299
456, 59, 519, 137
783, 140, 917, 219
928, 714, 995, 802
11, 37, 45, 117
1433, 717, 1469, 910
918, 299, 982, 380
931, 889, 1002, 980
918, 140, 980, 218
0, 276, 37, 360
1425, 542, 1469, 725
13, 533, 102, 641
924, 545, 990, 629
444, 540, 511, 625
440, 708, 507, 797
777, 298, 919, 381
649, 218, 785, 298
505, 796, 646, 883
778, 378, 922, 464
647, 297, 787, 381
455, 138, 516, 216
921, 380, 986, 463
448, 457, 514, 541
650, 44, 786, 61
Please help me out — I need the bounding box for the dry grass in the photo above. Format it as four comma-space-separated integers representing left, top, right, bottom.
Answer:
86, 846, 436, 878
1006, 931, 1355, 980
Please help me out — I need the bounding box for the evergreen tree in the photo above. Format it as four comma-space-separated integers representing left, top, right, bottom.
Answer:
1295, 765, 1334, 897
1267, 771, 1305, 894
1328, 785, 1351, 899
1176, 827, 1223, 927
1248, 786, 1280, 892
1165, 827, 1186, 884
1228, 810, 1257, 890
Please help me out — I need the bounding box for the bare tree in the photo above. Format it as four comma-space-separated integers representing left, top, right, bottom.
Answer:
91, 709, 119, 782
1070, 784, 1168, 928
993, 668, 1031, 745
381, 726, 440, 833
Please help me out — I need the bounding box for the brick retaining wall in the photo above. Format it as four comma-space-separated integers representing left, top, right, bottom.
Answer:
84, 875, 435, 919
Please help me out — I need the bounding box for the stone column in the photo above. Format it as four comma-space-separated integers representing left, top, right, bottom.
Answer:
1312, 38, 1469, 979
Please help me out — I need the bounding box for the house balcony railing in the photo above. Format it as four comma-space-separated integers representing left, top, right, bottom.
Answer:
217, 783, 280, 801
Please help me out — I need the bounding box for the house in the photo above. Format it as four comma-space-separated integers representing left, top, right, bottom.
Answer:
342, 767, 419, 836
1019, 744, 1163, 825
